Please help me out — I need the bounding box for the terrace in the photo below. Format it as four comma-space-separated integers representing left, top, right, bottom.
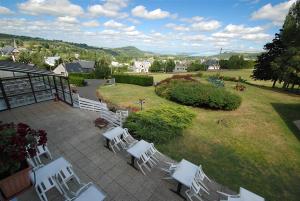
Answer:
1, 101, 230, 201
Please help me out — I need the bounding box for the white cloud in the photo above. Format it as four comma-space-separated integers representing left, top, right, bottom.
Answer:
57, 16, 78, 24
88, 0, 128, 18
103, 20, 124, 29
251, 0, 296, 25
191, 20, 221, 31
82, 20, 100, 27
18, 0, 84, 17
180, 16, 204, 23
165, 23, 189, 31
224, 24, 264, 34
131, 5, 171, 20
183, 34, 207, 42
241, 33, 271, 41
212, 24, 271, 42
0, 6, 13, 15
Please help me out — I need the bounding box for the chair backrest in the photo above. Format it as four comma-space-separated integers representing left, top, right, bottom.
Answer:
57, 165, 74, 181
123, 128, 136, 143
195, 166, 205, 181
190, 179, 202, 194
140, 153, 150, 163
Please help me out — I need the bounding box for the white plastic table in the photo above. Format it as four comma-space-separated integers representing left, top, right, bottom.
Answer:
74, 184, 106, 201
126, 140, 151, 168
30, 157, 71, 184
102, 127, 124, 148
236, 187, 264, 201
171, 159, 198, 196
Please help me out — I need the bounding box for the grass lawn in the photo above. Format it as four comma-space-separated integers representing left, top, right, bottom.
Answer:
98, 70, 300, 201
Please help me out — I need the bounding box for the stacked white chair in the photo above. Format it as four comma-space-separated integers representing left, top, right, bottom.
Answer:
34, 174, 63, 201
109, 135, 126, 153
36, 144, 53, 163
122, 128, 138, 148
194, 165, 211, 194
137, 153, 156, 175
56, 165, 81, 190
185, 180, 207, 201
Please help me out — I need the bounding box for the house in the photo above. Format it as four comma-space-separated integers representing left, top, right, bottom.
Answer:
207, 65, 220, 70
132, 61, 151, 73
45, 56, 60, 67
173, 65, 187, 73
53, 60, 95, 76
0, 40, 20, 62
111, 61, 121, 68
204, 59, 220, 70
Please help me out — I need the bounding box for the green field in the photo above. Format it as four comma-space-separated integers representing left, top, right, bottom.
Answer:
98, 70, 300, 201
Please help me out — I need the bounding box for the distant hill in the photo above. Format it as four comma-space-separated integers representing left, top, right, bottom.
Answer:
208, 51, 262, 60
0, 33, 154, 60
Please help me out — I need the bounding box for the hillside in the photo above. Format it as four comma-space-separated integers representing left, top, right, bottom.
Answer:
0, 33, 153, 62
208, 51, 262, 60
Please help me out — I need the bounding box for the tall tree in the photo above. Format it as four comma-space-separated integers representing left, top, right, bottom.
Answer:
165, 59, 175, 72
252, 33, 285, 87
95, 57, 111, 79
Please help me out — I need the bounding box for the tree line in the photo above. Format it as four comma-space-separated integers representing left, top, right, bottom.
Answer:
252, 0, 300, 89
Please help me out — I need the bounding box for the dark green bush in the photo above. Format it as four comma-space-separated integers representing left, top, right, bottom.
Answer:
156, 80, 241, 110
113, 74, 154, 86
69, 72, 95, 79
124, 105, 195, 144
69, 76, 85, 86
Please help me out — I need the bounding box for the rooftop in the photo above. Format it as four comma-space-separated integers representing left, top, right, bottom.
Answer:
0, 101, 230, 201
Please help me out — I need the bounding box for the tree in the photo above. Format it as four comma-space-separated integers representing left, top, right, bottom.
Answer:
252, 33, 285, 87
95, 57, 111, 79
187, 61, 206, 72
165, 59, 175, 72
149, 60, 163, 72
18, 51, 32, 64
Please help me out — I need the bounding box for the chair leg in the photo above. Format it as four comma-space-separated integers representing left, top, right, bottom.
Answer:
36, 155, 42, 164
137, 164, 146, 175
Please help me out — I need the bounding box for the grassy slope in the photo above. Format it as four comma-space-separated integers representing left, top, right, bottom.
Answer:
98, 70, 300, 201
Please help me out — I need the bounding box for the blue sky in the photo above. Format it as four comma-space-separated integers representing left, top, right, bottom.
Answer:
0, 0, 296, 55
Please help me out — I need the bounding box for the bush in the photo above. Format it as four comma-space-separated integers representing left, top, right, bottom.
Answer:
124, 105, 195, 144
69, 72, 95, 79
69, 76, 85, 86
208, 76, 225, 87
156, 80, 241, 110
113, 74, 154, 86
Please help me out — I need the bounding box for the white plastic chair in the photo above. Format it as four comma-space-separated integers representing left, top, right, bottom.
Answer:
59, 182, 106, 201
217, 191, 241, 201
122, 128, 138, 148
35, 144, 53, 164
185, 180, 206, 201
147, 143, 162, 163
34, 174, 63, 201
137, 153, 155, 175
109, 135, 126, 153
56, 165, 81, 190
160, 161, 178, 180
194, 166, 210, 193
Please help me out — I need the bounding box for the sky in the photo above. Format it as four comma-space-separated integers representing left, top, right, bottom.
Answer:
0, 0, 297, 55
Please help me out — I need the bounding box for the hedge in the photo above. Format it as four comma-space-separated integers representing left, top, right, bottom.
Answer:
156, 80, 241, 110
124, 105, 195, 144
113, 74, 154, 86
69, 76, 85, 86
69, 72, 95, 79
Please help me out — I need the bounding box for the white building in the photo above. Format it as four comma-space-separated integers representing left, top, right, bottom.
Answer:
132, 61, 151, 73
173, 65, 187, 73
207, 65, 220, 70
111, 61, 121, 68
45, 56, 60, 67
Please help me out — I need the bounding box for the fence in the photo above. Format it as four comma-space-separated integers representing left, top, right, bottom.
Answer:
72, 94, 127, 127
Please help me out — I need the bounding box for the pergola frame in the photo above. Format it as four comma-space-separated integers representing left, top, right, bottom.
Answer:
0, 62, 73, 110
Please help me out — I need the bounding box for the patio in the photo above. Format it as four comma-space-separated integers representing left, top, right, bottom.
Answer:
0, 101, 231, 201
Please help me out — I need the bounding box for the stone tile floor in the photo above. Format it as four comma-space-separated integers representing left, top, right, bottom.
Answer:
0, 101, 232, 201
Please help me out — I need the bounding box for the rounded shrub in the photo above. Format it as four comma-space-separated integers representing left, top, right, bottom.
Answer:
124, 105, 195, 144
156, 80, 241, 110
